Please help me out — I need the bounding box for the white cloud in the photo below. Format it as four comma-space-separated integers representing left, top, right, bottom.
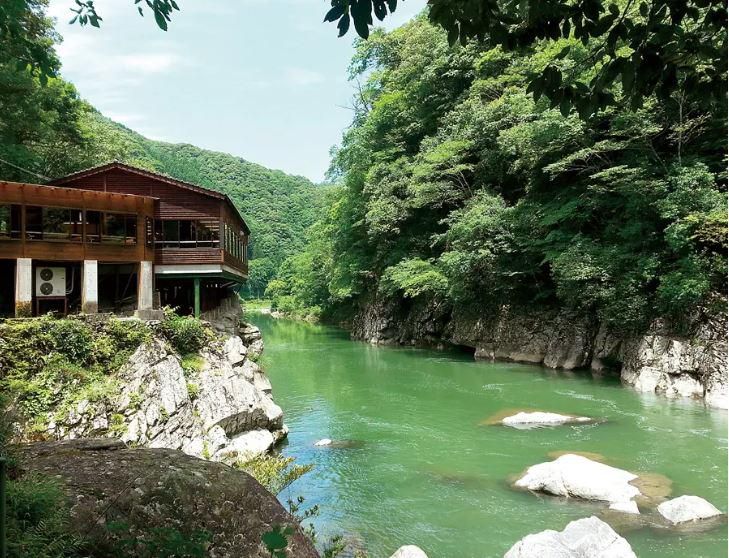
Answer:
284, 67, 325, 86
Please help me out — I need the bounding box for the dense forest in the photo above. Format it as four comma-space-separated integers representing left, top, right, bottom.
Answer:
267, 15, 727, 332
0, 2, 325, 297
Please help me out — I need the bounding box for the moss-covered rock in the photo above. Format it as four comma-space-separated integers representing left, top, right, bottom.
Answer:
18, 438, 319, 558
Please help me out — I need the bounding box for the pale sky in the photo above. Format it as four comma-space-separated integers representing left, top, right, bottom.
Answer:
47, 0, 426, 182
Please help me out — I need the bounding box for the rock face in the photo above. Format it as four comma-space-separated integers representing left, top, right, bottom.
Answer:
349, 295, 727, 408
514, 454, 641, 507
657, 495, 723, 524
389, 545, 429, 558
619, 317, 728, 409
18, 439, 319, 558
48, 324, 285, 463
504, 516, 636, 558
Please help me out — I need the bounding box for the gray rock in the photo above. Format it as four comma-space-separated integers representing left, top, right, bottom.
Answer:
48, 331, 285, 464
514, 454, 640, 506
18, 439, 319, 558
504, 516, 636, 558
389, 545, 429, 558
501, 412, 593, 428
657, 495, 723, 524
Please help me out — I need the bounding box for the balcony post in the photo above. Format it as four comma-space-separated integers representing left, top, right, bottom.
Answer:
14, 258, 32, 317
194, 277, 201, 318
81, 260, 98, 314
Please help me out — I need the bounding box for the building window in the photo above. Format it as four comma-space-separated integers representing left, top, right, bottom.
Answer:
0, 204, 21, 239
85, 210, 101, 243
102, 213, 136, 244
85, 211, 137, 244
24, 206, 82, 242
154, 220, 221, 248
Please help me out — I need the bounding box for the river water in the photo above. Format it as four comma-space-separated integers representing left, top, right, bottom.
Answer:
250, 314, 728, 558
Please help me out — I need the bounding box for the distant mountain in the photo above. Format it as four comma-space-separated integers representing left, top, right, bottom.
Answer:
79, 110, 328, 295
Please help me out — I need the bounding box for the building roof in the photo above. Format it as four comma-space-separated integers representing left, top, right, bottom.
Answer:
50, 161, 250, 233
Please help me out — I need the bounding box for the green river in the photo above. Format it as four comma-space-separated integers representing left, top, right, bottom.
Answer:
250, 314, 728, 558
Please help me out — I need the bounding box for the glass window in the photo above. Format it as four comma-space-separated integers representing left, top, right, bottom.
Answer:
103, 213, 125, 243
85, 210, 101, 243
0, 205, 21, 239
125, 214, 137, 245
180, 220, 195, 246
25, 206, 42, 240
163, 220, 179, 245
101, 213, 136, 244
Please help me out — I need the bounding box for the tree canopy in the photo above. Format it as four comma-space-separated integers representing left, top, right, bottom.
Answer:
325, 0, 727, 116
268, 17, 727, 330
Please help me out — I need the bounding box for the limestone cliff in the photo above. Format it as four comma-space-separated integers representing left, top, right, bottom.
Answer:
46, 322, 287, 462
349, 295, 727, 409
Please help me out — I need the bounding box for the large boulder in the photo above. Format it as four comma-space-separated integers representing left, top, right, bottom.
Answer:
18, 439, 319, 558
657, 495, 723, 524
389, 545, 429, 558
514, 454, 640, 507
504, 516, 636, 558
500, 412, 593, 428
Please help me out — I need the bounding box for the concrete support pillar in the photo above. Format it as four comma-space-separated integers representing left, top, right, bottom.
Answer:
194, 277, 201, 318
137, 261, 154, 311
81, 260, 98, 314
15, 258, 32, 317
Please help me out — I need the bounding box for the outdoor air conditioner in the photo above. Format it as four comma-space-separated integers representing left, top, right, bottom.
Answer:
35, 267, 66, 297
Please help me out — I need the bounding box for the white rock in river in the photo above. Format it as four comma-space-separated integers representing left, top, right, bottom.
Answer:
501, 412, 592, 427
609, 500, 640, 515
314, 438, 333, 446
504, 516, 636, 558
389, 545, 429, 558
657, 495, 723, 524
515, 454, 640, 505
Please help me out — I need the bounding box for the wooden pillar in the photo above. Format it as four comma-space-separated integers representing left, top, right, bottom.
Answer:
194, 277, 201, 318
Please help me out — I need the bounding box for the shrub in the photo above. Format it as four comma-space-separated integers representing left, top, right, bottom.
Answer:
237, 454, 313, 495
104, 318, 152, 351
159, 310, 210, 354
6, 473, 81, 558
186, 382, 200, 400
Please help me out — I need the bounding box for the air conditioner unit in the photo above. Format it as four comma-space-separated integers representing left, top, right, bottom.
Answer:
35, 267, 66, 297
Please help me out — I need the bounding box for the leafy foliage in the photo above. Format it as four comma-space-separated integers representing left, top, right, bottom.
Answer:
276, 17, 726, 332
158, 308, 212, 354
237, 454, 314, 495
0, 316, 152, 431
325, 0, 727, 118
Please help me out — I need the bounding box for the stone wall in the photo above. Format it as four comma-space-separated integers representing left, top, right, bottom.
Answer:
349, 295, 728, 409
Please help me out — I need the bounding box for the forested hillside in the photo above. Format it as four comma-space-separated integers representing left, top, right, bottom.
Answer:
79, 112, 328, 296
268, 16, 727, 332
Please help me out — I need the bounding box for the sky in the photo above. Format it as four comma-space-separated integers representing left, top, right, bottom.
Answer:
47, 0, 427, 183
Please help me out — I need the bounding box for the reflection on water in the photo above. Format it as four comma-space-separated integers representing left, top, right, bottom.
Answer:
250, 314, 728, 558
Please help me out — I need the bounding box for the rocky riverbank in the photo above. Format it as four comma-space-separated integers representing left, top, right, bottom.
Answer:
45, 322, 286, 463
349, 296, 728, 409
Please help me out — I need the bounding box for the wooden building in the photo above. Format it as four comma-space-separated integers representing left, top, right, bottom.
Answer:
0, 162, 249, 318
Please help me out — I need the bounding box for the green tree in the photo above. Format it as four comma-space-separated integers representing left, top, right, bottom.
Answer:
325, 0, 727, 117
